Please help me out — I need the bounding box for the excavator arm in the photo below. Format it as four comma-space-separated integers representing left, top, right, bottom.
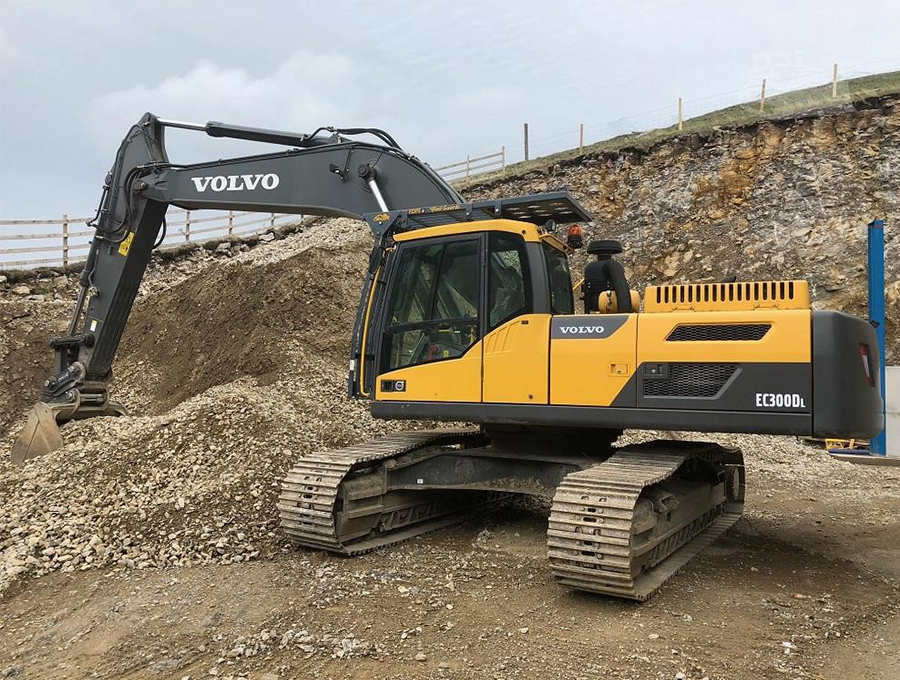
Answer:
12, 112, 462, 463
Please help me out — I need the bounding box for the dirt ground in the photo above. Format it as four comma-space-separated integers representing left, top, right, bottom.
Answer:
2, 224, 899, 680
3, 482, 899, 680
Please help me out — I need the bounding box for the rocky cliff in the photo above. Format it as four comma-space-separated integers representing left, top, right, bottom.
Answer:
463, 94, 900, 361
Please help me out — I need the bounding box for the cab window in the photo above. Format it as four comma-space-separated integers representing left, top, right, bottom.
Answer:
383, 238, 480, 370
488, 232, 531, 330
544, 243, 574, 314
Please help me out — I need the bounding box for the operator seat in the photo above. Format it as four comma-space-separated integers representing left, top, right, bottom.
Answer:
583, 240, 638, 314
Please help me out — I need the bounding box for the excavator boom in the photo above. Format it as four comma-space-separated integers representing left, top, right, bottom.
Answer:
12, 113, 462, 463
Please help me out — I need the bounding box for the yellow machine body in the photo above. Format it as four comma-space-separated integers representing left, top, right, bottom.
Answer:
376, 307, 813, 407
367, 218, 878, 439
375, 219, 812, 408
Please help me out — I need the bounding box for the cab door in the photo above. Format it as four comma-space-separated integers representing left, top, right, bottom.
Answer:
374, 235, 484, 402
482, 232, 550, 404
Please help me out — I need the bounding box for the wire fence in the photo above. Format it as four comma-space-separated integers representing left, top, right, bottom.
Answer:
433, 57, 900, 182
0, 209, 299, 271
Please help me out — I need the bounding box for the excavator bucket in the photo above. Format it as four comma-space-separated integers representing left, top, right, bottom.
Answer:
10, 403, 65, 465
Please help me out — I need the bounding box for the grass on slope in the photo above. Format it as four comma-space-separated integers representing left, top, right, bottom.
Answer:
455, 70, 900, 189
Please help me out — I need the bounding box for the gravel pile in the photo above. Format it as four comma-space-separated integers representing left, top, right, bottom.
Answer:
0, 218, 396, 594
0, 366, 399, 594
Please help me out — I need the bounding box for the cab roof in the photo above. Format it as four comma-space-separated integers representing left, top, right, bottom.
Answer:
364, 191, 593, 236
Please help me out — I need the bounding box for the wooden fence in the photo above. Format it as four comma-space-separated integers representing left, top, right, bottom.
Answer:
434, 148, 505, 181
0, 208, 299, 270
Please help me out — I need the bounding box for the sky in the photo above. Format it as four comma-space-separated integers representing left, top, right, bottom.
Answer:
1, 0, 899, 219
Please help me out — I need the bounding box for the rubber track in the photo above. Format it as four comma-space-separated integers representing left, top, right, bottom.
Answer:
548, 443, 744, 600
278, 429, 489, 555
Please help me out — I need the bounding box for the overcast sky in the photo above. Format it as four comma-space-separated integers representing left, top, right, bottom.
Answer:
1, 0, 898, 218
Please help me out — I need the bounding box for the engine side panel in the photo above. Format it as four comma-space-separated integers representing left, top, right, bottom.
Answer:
636, 309, 811, 364
549, 314, 637, 406
628, 309, 813, 414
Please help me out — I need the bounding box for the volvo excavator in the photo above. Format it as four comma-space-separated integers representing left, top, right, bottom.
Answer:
11, 113, 884, 600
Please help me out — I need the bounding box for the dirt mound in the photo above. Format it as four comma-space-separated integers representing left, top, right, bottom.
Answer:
0, 218, 371, 426
117, 239, 369, 414
0, 302, 70, 436
0, 218, 415, 594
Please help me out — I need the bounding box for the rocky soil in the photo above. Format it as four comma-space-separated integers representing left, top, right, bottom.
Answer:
2, 97, 900, 679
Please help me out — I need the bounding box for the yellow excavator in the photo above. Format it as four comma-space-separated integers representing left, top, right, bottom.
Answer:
12, 114, 884, 600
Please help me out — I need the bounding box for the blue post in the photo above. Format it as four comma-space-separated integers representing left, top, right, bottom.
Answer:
868, 219, 886, 455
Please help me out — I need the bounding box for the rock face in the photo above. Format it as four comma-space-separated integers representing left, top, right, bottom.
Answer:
464, 95, 900, 361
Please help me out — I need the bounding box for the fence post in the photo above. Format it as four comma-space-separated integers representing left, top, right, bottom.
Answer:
466, 155, 471, 178
523, 123, 529, 161
832, 63, 838, 98
677, 98, 683, 131
228, 209, 234, 236
61, 213, 69, 269
184, 210, 191, 242
579, 123, 584, 154
759, 78, 767, 112
501, 146, 506, 171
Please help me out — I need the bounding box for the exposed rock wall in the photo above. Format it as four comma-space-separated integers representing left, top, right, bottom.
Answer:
464, 96, 900, 361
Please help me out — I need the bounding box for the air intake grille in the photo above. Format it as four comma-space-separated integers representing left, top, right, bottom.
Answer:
666, 323, 771, 342
643, 363, 737, 398
644, 279, 810, 312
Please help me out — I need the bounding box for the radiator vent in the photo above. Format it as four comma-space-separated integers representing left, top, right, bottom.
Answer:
644, 279, 810, 312
643, 363, 737, 398
666, 323, 771, 342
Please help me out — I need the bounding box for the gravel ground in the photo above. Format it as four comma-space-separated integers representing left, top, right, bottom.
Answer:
2, 220, 899, 679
